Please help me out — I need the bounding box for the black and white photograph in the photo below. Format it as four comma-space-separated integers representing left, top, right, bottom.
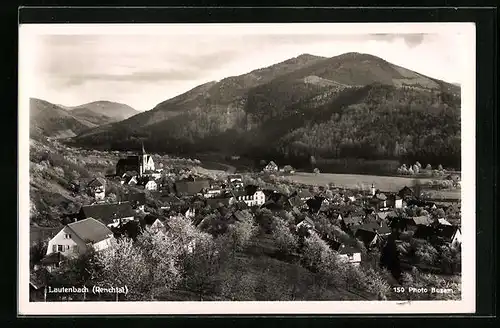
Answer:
18, 22, 476, 314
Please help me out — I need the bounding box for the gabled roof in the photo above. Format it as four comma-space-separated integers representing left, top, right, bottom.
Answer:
306, 198, 323, 213
298, 216, 315, 227
437, 225, 460, 241
398, 186, 415, 198
79, 202, 135, 225
88, 177, 106, 188
338, 244, 361, 255
123, 192, 146, 205
232, 200, 249, 211
298, 189, 314, 199
354, 228, 378, 246
233, 210, 252, 222
117, 157, 140, 167
375, 193, 387, 200
206, 197, 231, 208
409, 216, 433, 226
232, 185, 260, 198
376, 211, 396, 221
174, 179, 210, 195
352, 221, 391, 235
67, 218, 113, 244
438, 218, 452, 226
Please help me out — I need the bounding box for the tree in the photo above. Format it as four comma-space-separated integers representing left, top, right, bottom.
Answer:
30, 238, 49, 269
309, 155, 317, 167
225, 211, 258, 253
313, 168, 320, 175
301, 232, 332, 271
415, 161, 422, 169
437, 164, 444, 171
426, 164, 432, 170
272, 218, 299, 256
182, 234, 222, 299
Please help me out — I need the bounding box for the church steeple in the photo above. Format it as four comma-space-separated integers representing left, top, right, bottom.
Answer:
141, 141, 146, 155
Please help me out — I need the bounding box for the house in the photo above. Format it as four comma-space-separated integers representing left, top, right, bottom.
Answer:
398, 186, 415, 199
331, 242, 362, 266
227, 174, 244, 188
341, 211, 364, 230
387, 194, 403, 209
184, 207, 196, 219
297, 189, 314, 201
306, 197, 324, 214
371, 193, 388, 209
116, 142, 155, 177
263, 161, 279, 173
138, 177, 158, 191
122, 192, 146, 211
203, 186, 224, 198
229, 185, 266, 207
87, 177, 106, 201
77, 202, 136, 228
141, 215, 167, 234
437, 225, 462, 247
174, 179, 211, 196
296, 217, 315, 231
354, 228, 379, 249
46, 218, 114, 258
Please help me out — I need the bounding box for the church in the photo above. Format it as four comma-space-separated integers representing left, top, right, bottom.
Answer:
116, 142, 155, 177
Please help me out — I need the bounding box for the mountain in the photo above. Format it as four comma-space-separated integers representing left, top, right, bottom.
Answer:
65, 101, 139, 121
69, 52, 461, 170
29, 98, 98, 139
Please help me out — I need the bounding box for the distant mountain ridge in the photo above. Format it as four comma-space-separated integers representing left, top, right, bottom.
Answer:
30, 98, 138, 140
64, 100, 139, 121
68, 52, 461, 169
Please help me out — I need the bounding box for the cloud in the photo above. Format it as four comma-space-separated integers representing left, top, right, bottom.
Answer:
369, 33, 427, 47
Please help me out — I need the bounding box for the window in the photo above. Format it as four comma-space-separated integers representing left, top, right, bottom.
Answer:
64, 234, 71, 239
52, 245, 57, 253
348, 254, 354, 260
66, 245, 70, 251
57, 245, 64, 252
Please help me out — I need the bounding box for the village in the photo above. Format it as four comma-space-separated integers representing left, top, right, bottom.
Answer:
30, 143, 462, 301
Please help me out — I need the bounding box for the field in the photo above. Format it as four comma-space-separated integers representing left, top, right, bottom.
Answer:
284, 172, 460, 196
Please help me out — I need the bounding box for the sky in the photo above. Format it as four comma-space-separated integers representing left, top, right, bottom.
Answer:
23, 24, 470, 112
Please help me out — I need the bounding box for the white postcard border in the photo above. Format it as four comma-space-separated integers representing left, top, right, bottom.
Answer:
18, 22, 476, 315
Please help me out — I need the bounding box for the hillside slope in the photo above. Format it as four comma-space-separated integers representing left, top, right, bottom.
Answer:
69, 52, 461, 169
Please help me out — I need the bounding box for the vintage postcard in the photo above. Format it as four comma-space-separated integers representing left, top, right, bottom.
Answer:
18, 22, 476, 315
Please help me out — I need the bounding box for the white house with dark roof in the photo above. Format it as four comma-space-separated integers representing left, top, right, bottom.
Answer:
87, 177, 106, 201
46, 218, 114, 258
